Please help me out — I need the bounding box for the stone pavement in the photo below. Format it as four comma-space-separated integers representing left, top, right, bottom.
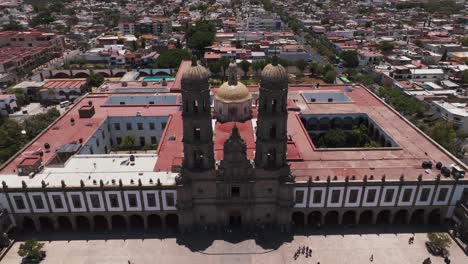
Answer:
1, 228, 467, 264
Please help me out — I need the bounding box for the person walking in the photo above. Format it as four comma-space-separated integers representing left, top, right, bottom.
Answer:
370, 254, 374, 262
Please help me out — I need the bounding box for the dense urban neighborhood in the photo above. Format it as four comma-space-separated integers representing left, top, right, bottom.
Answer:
0, 0, 467, 263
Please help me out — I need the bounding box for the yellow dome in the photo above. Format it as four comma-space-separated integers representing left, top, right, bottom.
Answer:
215, 81, 252, 103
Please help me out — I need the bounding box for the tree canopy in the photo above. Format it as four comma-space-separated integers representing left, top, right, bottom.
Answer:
429, 121, 464, 158
427, 233, 451, 250
340, 50, 359, 68
155, 49, 191, 68
378, 87, 424, 116
186, 21, 216, 54
2, 21, 24, 31
239, 60, 251, 78
18, 240, 44, 260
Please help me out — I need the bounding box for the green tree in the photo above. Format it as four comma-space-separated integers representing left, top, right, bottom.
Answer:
219, 56, 231, 80
85, 72, 105, 91
2, 21, 24, 31
186, 21, 216, 54
378, 41, 395, 54
309, 62, 323, 76
429, 121, 464, 158
378, 87, 424, 116
324, 70, 337, 83
0, 119, 27, 164
239, 60, 251, 78
318, 129, 347, 148
208, 61, 221, 76
6, 88, 29, 107
295, 59, 308, 76
121, 136, 135, 149
427, 233, 451, 251
461, 70, 468, 84
424, 0, 459, 15
414, 39, 424, 48
155, 49, 191, 68
340, 50, 359, 68
23, 108, 60, 140
461, 37, 468, 47
18, 240, 45, 260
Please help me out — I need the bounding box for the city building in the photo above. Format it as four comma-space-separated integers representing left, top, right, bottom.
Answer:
0, 93, 17, 116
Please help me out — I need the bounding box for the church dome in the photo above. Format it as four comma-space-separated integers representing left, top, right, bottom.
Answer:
215, 62, 252, 103
261, 58, 288, 85
181, 56, 210, 88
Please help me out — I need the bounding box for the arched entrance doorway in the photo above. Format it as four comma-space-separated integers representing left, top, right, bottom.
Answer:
57, 216, 73, 231
76, 216, 90, 231
148, 214, 162, 230
165, 214, 179, 229
307, 211, 322, 227
129, 215, 144, 230
94, 215, 108, 231
428, 209, 442, 225
291, 211, 305, 227
376, 210, 391, 224
359, 210, 373, 225
22, 217, 36, 232
38, 216, 55, 231
324, 211, 339, 225
111, 215, 127, 231
228, 210, 242, 228
410, 209, 425, 225
342, 211, 357, 225
393, 209, 408, 224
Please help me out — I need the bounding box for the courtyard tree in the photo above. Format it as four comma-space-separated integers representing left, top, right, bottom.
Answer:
426, 233, 451, 256
378, 41, 395, 54
17, 240, 45, 261
121, 136, 136, 150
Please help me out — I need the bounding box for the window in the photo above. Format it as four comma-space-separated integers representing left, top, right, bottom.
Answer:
420, 188, 430, 202
313, 190, 322, 203
331, 190, 341, 203
32, 195, 44, 209
139, 136, 146, 146
384, 189, 394, 203
71, 194, 82, 208
137, 122, 143, 130
402, 189, 412, 202
149, 122, 155, 130
231, 187, 240, 198
13, 195, 25, 210
52, 195, 63, 209
146, 193, 157, 207
437, 188, 448, 202
116, 137, 122, 145
166, 193, 175, 206
161, 122, 167, 130
151, 136, 157, 145
96, 138, 100, 147
101, 130, 105, 139
128, 194, 138, 207
348, 189, 359, 203
366, 189, 376, 203
194, 127, 201, 140
109, 194, 119, 208
114, 123, 120, 130
90, 194, 100, 208
126, 123, 132, 130
295, 190, 304, 204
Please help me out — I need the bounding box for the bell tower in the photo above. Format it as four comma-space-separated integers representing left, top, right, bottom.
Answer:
255, 57, 289, 173
181, 57, 214, 172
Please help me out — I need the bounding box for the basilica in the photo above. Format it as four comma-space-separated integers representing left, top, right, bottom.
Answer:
0, 57, 466, 234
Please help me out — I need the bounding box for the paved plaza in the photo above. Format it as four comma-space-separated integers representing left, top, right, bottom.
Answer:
1, 227, 467, 264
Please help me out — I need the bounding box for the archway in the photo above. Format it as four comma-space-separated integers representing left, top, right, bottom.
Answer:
57, 216, 73, 231
53, 72, 70, 78
38, 216, 55, 232
324, 211, 339, 225
410, 209, 425, 225
129, 215, 144, 230
165, 214, 179, 229
359, 210, 373, 225
76, 215, 90, 231
393, 209, 408, 224
97, 72, 110, 78
307, 211, 322, 227
376, 210, 391, 224
148, 214, 162, 230
291, 211, 305, 227
428, 209, 442, 225
114, 71, 126, 77
94, 215, 108, 231
111, 215, 127, 231
342, 210, 357, 225
22, 217, 36, 232
74, 72, 89, 78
